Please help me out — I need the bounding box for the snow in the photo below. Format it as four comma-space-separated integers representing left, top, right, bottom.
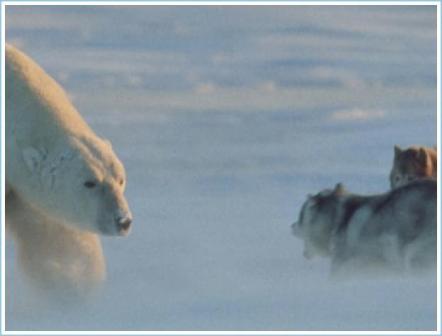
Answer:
5, 4, 437, 331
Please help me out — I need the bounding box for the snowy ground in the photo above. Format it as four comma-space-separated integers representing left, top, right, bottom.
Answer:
5, 5, 438, 331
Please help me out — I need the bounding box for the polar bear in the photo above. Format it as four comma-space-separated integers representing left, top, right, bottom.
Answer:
5, 44, 133, 300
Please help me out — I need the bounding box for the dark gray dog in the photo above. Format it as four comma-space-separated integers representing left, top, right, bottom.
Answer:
292, 179, 436, 275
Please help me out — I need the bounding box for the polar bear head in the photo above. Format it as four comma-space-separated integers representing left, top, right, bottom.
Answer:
22, 135, 133, 236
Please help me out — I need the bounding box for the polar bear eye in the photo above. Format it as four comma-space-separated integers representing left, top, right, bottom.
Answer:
119, 179, 125, 186
84, 181, 97, 189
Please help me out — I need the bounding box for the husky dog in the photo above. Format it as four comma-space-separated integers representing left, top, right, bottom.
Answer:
390, 145, 437, 189
292, 179, 436, 275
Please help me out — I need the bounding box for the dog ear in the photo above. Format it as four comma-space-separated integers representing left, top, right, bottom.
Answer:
334, 183, 346, 196
394, 145, 402, 157
417, 148, 429, 167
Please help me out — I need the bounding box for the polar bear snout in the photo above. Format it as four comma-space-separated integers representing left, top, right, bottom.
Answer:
116, 215, 132, 236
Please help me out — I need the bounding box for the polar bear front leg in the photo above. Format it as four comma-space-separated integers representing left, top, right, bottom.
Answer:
6, 193, 106, 301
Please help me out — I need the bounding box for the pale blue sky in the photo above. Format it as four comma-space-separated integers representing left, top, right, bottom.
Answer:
5, 5, 438, 331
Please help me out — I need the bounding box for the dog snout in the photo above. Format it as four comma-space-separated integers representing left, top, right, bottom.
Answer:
116, 215, 132, 235
303, 249, 313, 259
291, 222, 302, 237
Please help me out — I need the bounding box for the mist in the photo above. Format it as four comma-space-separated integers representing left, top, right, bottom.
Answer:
5, 5, 437, 331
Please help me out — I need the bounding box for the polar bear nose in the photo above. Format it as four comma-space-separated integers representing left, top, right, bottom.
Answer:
116, 216, 132, 235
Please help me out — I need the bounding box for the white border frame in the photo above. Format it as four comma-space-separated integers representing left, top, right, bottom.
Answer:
1, 1, 440, 335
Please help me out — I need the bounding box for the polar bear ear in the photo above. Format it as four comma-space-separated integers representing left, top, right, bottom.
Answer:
22, 147, 46, 173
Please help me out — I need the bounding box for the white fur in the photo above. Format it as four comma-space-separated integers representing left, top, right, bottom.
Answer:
6, 196, 106, 299
6, 44, 132, 299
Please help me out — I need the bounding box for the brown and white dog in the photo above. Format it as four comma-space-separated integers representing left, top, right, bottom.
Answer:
389, 145, 437, 189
